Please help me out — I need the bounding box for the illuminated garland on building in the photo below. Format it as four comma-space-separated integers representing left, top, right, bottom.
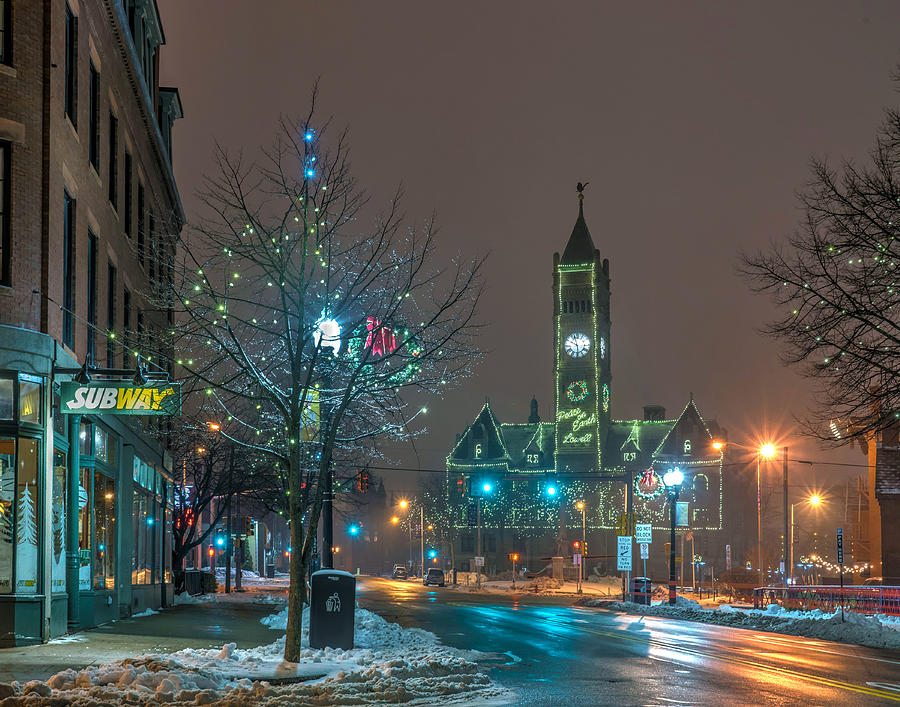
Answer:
566, 380, 590, 402
602, 383, 610, 413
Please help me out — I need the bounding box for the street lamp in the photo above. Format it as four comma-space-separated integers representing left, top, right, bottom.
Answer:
575, 500, 586, 594
663, 467, 685, 606
757, 442, 777, 587
475, 480, 494, 589
790, 494, 823, 585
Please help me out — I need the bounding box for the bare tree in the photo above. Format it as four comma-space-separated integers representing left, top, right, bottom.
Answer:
164, 90, 484, 660
741, 72, 900, 442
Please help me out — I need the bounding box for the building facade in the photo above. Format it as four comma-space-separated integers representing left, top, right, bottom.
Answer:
446, 192, 728, 579
0, 0, 183, 645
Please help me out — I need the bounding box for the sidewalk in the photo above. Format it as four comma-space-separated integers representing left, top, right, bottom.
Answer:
0, 589, 287, 684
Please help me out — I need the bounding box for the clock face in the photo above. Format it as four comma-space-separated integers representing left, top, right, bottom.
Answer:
564, 333, 591, 358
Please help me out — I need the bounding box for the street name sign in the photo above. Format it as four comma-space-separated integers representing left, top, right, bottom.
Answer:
61, 381, 181, 415
635, 523, 652, 543
725, 544, 732, 571
617, 535, 632, 571
640, 543, 649, 560
474, 556, 485, 567
836, 528, 844, 564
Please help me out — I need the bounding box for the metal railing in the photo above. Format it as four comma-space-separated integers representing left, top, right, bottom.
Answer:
753, 585, 900, 617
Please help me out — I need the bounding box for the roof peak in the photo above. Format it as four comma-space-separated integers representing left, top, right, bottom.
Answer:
560, 184, 597, 265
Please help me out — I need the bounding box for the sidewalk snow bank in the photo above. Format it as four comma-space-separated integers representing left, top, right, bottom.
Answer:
594, 598, 900, 650
7, 602, 513, 705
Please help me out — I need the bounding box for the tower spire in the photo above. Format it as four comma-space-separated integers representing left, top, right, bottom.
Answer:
561, 182, 596, 265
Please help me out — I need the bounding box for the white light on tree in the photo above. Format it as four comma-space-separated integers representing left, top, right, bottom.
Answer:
314, 316, 342, 355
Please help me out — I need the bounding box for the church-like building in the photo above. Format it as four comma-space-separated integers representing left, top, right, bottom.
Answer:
445, 190, 729, 579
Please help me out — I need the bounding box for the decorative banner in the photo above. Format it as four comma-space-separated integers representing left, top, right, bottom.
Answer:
60, 382, 181, 415
676, 501, 689, 527
634, 469, 664, 499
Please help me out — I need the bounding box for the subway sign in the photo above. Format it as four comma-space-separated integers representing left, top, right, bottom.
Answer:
60, 382, 181, 415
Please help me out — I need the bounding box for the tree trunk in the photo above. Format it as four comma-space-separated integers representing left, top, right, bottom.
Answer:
283, 487, 307, 662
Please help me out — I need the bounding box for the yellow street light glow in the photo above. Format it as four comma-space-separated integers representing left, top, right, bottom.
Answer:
575, 501, 585, 510
712, 441, 724, 451
399, 500, 409, 509
391, 516, 399, 524
810, 495, 821, 505
760, 443, 776, 459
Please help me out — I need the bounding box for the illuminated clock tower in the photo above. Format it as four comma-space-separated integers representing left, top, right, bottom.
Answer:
553, 188, 611, 473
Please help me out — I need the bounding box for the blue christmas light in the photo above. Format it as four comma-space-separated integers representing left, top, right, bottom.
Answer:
306, 169, 315, 178
304, 132, 314, 141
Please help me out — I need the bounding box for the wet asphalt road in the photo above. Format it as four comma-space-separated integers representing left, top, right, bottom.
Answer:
356, 576, 900, 706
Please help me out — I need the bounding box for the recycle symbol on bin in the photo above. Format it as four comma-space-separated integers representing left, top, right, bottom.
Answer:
325, 592, 341, 613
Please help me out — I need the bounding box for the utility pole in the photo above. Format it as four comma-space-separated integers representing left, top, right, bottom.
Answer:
323, 465, 334, 568
225, 448, 234, 594
235, 492, 243, 591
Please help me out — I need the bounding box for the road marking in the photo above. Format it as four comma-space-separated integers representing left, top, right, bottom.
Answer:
542, 618, 900, 702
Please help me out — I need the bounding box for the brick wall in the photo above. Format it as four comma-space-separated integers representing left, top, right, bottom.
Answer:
0, 0, 182, 368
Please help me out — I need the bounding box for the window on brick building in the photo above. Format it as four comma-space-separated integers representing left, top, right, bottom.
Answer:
106, 261, 116, 366
0, 0, 11, 65
122, 287, 131, 368
137, 183, 144, 266
0, 141, 9, 287
88, 62, 99, 168
62, 192, 75, 348
124, 151, 132, 237
108, 112, 118, 209
65, 4, 77, 126
86, 230, 97, 363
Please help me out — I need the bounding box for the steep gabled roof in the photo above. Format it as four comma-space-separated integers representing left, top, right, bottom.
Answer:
448, 402, 510, 463
653, 398, 715, 458
560, 199, 597, 266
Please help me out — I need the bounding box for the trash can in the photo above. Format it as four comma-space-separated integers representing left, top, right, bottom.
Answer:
265, 564, 275, 579
309, 569, 356, 650
633, 576, 652, 605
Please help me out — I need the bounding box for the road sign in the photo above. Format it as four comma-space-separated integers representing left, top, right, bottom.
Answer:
640, 543, 649, 560
573, 553, 582, 566
474, 556, 485, 567
725, 544, 732, 571
836, 528, 844, 564
617, 535, 632, 571
635, 523, 652, 544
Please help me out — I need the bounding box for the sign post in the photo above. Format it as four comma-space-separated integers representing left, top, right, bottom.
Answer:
617, 535, 632, 600
836, 528, 844, 622
640, 542, 649, 579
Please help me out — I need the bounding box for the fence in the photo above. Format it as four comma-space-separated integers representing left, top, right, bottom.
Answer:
753, 585, 900, 617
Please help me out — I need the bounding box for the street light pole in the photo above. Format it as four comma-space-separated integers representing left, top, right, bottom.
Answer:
663, 468, 684, 606
420, 506, 425, 583
476, 496, 482, 589
580, 503, 586, 594
782, 446, 789, 584
757, 454, 763, 588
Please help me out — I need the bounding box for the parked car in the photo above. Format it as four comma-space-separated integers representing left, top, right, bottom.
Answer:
424, 568, 446, 587
392, 564, 408, 580
863, 577, 884, 586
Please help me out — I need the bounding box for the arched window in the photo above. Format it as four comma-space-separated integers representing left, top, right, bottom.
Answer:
563, 301, 568, 313
693, 473, 709, 492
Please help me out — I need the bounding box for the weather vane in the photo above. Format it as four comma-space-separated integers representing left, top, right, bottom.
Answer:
576, 181, 590, 201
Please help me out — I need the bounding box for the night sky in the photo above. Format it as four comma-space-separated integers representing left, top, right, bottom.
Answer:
158, 1, 900, 495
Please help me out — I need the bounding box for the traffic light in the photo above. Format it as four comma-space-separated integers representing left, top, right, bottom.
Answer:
244, 517, 255, 537
454, 475, 467, 499
356, 469, 370, 493
542, 478, 560, 498
573, 541, 581, 551
214, 528, 226, 548
428, 549, 437, 559
508, 553, 519, 562
348, 524, 360, 536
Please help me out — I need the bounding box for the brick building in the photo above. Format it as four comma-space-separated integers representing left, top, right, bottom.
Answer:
0, 0, 183, 644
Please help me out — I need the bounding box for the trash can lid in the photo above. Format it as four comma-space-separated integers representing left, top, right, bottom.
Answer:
312, 569, 356, 578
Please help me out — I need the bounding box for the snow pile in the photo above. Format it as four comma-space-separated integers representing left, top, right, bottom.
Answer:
10, 605, 513, 705
130, 608, 159, 618
596, 598, 900, 650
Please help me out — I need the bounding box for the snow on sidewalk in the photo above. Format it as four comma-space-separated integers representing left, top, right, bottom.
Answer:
0, 600, 514, 705
591, 596, 900, 650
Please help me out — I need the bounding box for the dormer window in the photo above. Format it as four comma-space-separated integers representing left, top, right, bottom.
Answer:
683, 439, 692, 455
474, 443, 483, 459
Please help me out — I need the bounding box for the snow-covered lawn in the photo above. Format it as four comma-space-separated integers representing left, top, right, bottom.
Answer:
593, 595, 900, 651
0, 595, 514, 705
